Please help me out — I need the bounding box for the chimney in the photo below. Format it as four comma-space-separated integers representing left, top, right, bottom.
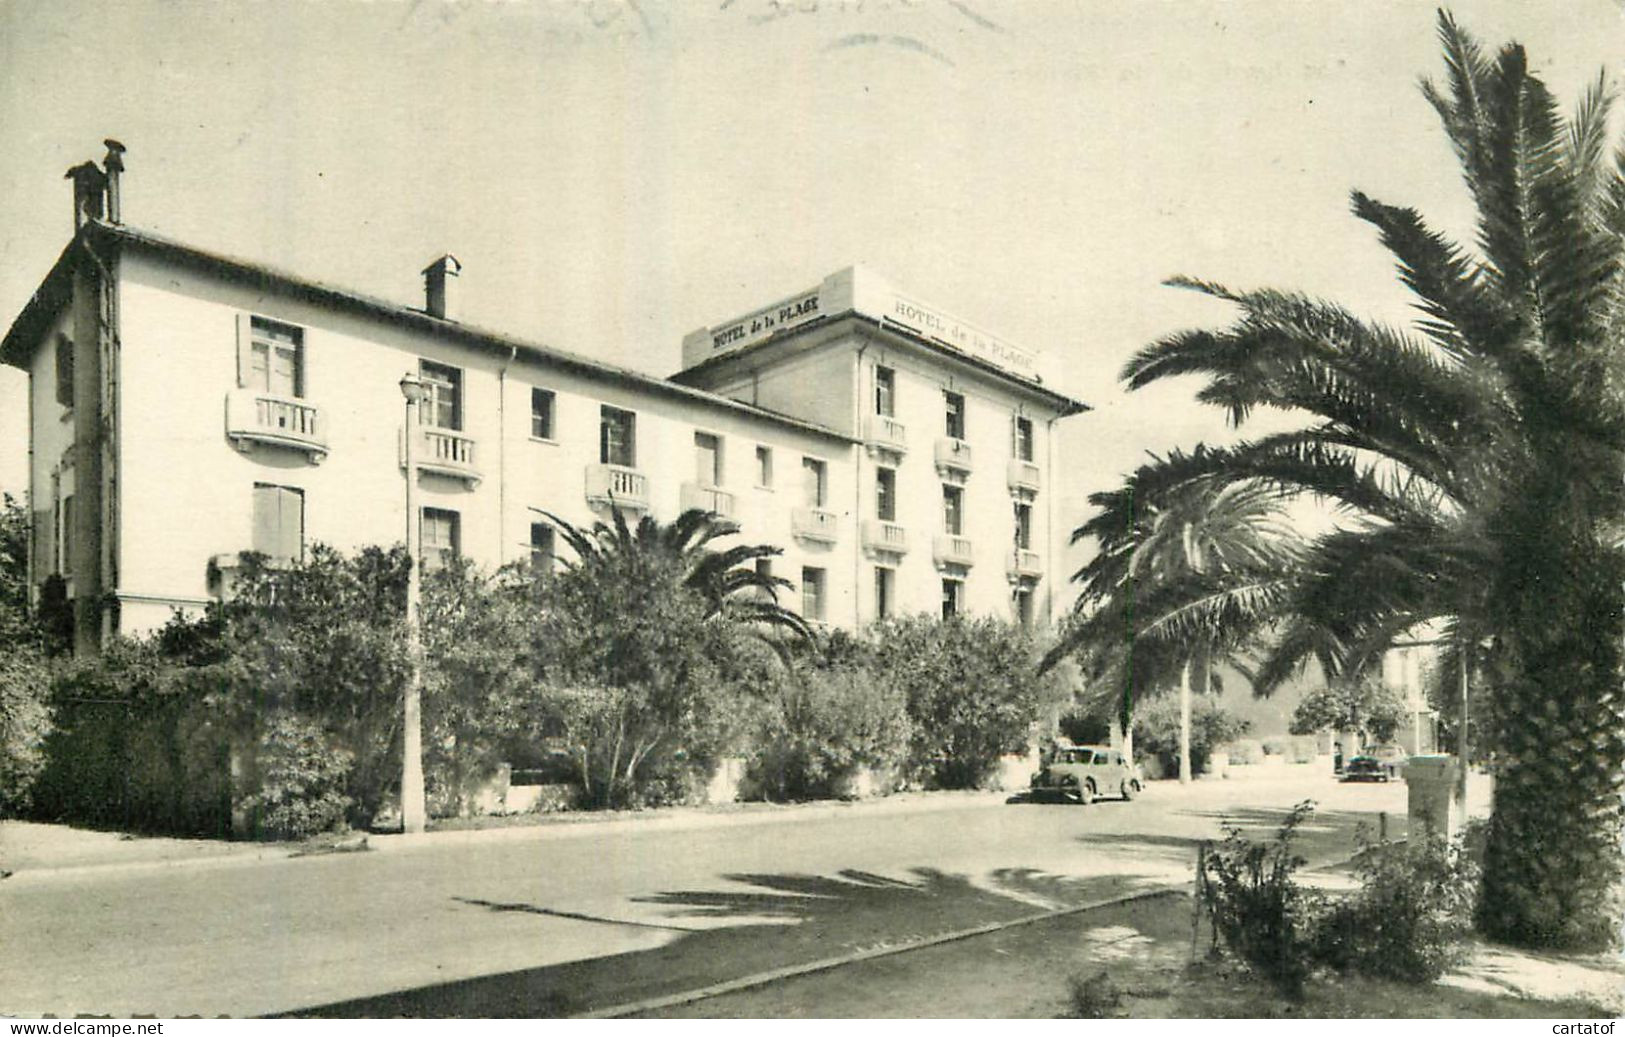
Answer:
422, 254, 462, 321
65, 161, 107, 231
102, 139, 126, 224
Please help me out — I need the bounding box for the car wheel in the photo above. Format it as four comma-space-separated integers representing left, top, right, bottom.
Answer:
1120, 779, 1137, 801
1079, 780, 1096, 806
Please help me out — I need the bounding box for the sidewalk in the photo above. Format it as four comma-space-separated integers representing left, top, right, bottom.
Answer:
642, 865, 1624, 1019
0, 788, 1014, 884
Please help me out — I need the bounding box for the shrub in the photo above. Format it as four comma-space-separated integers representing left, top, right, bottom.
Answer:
1199, 801, 1322, 997
0, 646, 53, 815
1134, 697, 1250, 778
1224, 738, 1264, 765
238, 712, 354, 841
1310, 830, 1481, 983
1057, 709, 1111, 747
748, 663, 910, 801
871, 615, 1067, 789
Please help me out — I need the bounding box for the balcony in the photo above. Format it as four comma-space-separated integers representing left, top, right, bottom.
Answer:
680, 482, 736, 518
864, 415, 908, 457
585, 463, 650, 511
1008, 458, 1041, 495
933, 533, 975, 569
225, 389, 327, 463
861, 519, 909, 556
1008, 547, 1043, 580
401, 426, 481, 488
934, 437, 972, 477
792, 506, 839, 544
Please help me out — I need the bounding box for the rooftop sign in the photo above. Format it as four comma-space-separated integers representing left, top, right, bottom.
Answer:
681, 266, 1041, 382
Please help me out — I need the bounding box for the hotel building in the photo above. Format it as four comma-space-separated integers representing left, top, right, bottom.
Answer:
2, 149, 1088, 653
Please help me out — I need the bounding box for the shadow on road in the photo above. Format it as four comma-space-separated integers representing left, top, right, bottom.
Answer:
281, 865, 1160, 1018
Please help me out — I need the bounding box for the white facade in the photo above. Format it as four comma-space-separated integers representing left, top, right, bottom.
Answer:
4, 220, 1086, 649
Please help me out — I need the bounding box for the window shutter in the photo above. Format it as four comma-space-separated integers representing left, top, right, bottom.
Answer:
279, 488, 304, 562
252, 485, 278, 556
33, 509, 54, 578
235, 314, 254, 389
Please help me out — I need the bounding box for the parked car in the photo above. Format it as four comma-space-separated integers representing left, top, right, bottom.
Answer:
1366, 743, 1409, 780
1030, 745, 1143, 804
1341, 755, 1390, 782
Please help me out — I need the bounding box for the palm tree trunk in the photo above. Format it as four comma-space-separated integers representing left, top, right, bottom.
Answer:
1178, 658, 1192, 784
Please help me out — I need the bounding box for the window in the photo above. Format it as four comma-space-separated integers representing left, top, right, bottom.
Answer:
600, 406, 636, 467
1014, 586, 1034, 629
943, 485, 964, 536
421, 507, 460, 573
755, 446, 773, 488
802, 457, 827, 508
419, 360, 461, 431
529, 522, 555, 571
945, 392, 965, 439
875, 365, 895, 417
251, 484, 304, 564
876, 467, 897, 522
801, 566, 826, 622
54, 335, 73, 409
875, 567, 894, 619
530, 388, 555, 440
1014, 502, 1033, 550
1014, 416, 1034, 462
694, 432, 722, 486
246, 318, 304, 398
941, 578, 962, 619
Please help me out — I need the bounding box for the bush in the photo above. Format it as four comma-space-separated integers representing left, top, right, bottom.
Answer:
1057, 709, 1111, 747
1224, 738, 1264, 765
1199, 801, 1322, 997
872, 615, 1066, 789
1066, 969, 1123, 1019
1134, 697, 1250, 778
1310, 830, 1481, 983
238, 713, 354, 841
748, 663, 910, 801
0, 646, 53, 815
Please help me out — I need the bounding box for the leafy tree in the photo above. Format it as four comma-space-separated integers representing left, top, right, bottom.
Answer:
533, 508, 806, 807
0, 493, 55, 814
1133, 693, 1250, 779
418, 559, 538, 816
1111, 14, 1624, 949
873, 614, 1064, 789
1289, 673, 1409, 746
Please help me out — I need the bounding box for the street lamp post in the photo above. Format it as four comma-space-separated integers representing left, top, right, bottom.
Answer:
399, 372, 427, 835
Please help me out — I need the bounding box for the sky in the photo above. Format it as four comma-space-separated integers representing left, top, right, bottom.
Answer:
1, 0, 1620, 552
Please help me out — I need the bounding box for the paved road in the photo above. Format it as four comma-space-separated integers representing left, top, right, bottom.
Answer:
2, 770, 1412, 1017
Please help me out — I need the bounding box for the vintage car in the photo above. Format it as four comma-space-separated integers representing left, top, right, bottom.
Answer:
1030, 744, 1143, 805
1341, 755, 1391, 782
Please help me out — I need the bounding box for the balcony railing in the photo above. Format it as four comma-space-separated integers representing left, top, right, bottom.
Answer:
792, 506, 839, 544
680, 482, 736, 518
1007, 458, 1041, 495
933, 436, 972, 476
585, 463, 651, 510
861, 519, 909, 556
225, 389, 327, 462
1008, 547, 1043, 579
933, 533, 975, 568
401, 426, 481, 487
864, 415, 908, 456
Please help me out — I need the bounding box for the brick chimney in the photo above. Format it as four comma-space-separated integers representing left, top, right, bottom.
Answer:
422, 255, 461, 321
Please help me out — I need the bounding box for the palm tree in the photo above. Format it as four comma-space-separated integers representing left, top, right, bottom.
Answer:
1048, 455, 1303, 781
1110, 14, 1624, 950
